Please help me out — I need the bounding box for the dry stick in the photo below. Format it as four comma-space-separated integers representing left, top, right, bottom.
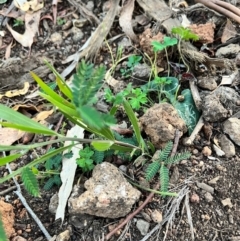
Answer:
104, 182, 160, 240
6, 163, 52, 240
104, 130, 181, 240
195, 0, 240, 23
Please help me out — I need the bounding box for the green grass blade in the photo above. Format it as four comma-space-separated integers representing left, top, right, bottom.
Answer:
0, 144, 75, 184
0, 214, 8, 241
44, 60, 73, 100
0, 104, 57, 135
0, 152, 26, 166
122, 99, 143, 148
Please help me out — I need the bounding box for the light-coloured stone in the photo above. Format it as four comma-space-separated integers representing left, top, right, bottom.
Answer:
68, 163, 141, 218
150, 210, 162, 223
202, 146, 212, 156
221, 198, 233, 208
136, 219, 150, 235
56, 230, 70, 241
219, 134, 235, 157
49, 193, 59, 214
204, 192, 213, 202
223, 118, 240, 146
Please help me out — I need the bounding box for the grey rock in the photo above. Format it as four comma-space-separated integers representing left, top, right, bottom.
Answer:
72, 27, 84, 43
197, 76, 217, 90
219, 134, 235, 157
204, 192, 213, 202
69, 214, 94, 229
132, 63, 151, 82
49, 193, 59, 214
136, 219, 150, 235
197, 182, 214, 194
202, 94, 228, 122
215, 44, 240, 58
223, 118, 240, 146
68, 163, 141, 218
86, 1, 94, 11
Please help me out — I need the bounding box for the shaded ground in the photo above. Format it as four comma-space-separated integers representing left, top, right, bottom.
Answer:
0, 0, 240, 241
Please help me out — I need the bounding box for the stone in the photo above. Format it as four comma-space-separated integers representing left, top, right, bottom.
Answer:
68, 163, 141, 218
132, 63, 151, 82
139, 103, 187, 148
71, 27, 84, 43
136, 219, 150, 235
197, 76, 217, 90
223, 118, 240, 146
12, 236, 27, 241
49, 193, 59, 214
215, 44, 240, 58
202, 146, 212, 156
190, 193, 200, 203
218, 134, 235, 157
150, 210, 163, 223
0, 200, 15, 238
204, 192, 213, 202
56, 230, 70, 241
197, 182, 214, 194
221, 198, 233, 208
50, 32, 63, 45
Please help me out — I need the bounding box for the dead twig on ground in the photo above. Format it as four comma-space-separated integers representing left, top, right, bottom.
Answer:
195, 0, 240, 24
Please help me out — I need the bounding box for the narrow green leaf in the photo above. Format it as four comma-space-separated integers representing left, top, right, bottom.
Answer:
91, 140, 114, 151
0, 104, 57, 135
123, 99, 143, 148
0, 214, 8, 241
0, 153, 25, 166
44, 60, 73, 100
0, 144, 75, 184
22, 167, 40, 197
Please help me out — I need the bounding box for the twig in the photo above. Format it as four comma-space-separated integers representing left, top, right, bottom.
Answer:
0, 184, 23, 196
195, 0, 240, 24
184, 115, 204, 146
104, 130, 182, 240
104, 182, 160, 240
6, 163, 52, 240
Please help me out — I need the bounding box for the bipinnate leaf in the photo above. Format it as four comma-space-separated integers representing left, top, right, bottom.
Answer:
22, 167, 40, 197
145, 161, 161, 181
159, 141, 173, 161
165, 152, 191, 165
72, 60, 105, 107
0, 103, 57, 135
160, 165, 169, 194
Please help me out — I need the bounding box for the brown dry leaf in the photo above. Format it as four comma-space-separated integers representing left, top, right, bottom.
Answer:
0, 82, 29, 99
221, 19, 237, 43
119, 0, 138, 42
0, 128, 24, 145
14, 0, 44, 13
7, 10, 41, 50
189, 22, 215, 44
5, 40, 13, 59
12, 104, 39, 112
0, 8, 20, 18
52, 0, 58, 25
33, 109, 54, 122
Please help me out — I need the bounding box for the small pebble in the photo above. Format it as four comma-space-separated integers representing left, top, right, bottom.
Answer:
204, 192, 213, 202
190, 193, 200, 203
202, 146, 212, 156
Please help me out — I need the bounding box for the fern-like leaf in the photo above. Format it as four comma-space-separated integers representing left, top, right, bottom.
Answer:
93, 150, 105, 164
165, 152, 191, 165
43, 177, 55, 191
145, 161, 161, 181
72, 60, 105, 107
160, 164, 169, 194
22, 167, 40, 197
159, 141, 173, 161
0, 214, 7, 241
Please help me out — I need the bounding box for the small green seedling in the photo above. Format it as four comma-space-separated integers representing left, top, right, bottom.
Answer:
120, 55, 142, 77
145, 141, 191, 195
171, 27, 199, 41
13, 19, 24, 27
171, 27, 199, 71
105, 83, 148, 111
76, 146, 95, 172
57, 18, 66, 26
151, 36, 178, 77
